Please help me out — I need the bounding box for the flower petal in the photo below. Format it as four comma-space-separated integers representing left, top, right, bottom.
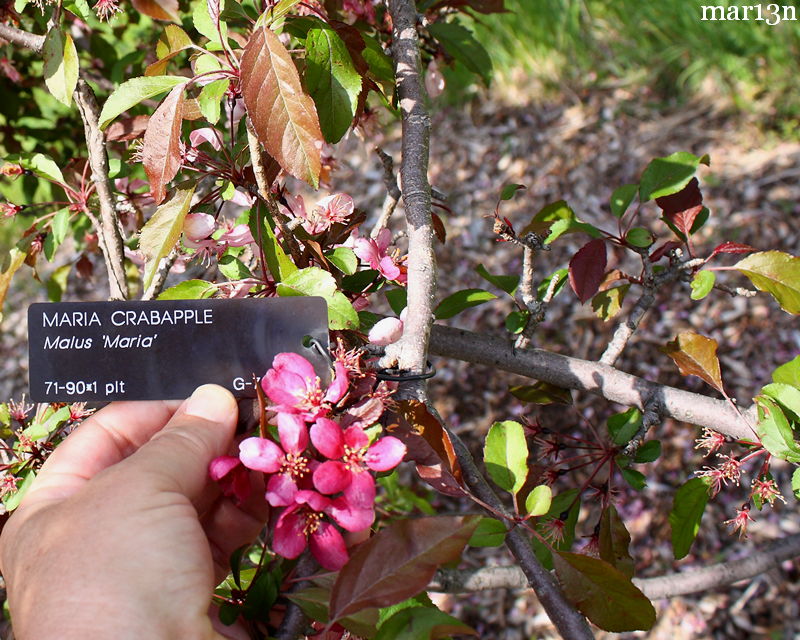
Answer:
273, 352, 317, 382
277, 412, 309, 454
327, 495, 375, 532
313, 461, 352, 495
310, 417, 345, 459
273, 506, 307, 559
208, 455, 241, 481
343, 469, 376, 509
343, 425, 369, 451
183, 212, 216, 242
239, 437, 283, 473
324, 361, 349, 404
266, 473, 299, 507
365, 436, 407, 472
378, 255, 401, 281
310, 521, 349, 571
295, 489, 332, 513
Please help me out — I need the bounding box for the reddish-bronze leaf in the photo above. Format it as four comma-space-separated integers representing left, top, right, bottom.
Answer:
661, 330, 724, 393
240, 23, 322, 187
130, 0, 179, 21
569, 238, 607, 304
396, 400, 461, 483
329, 516, 480, 621
553, 552, 656, 632
656, 177, 703, 237
598, 505, 634, 579
708, 241, 756, 260
649, 240, 682, 262
105, 115, 150, 141
432, 212, 447, 244
142, 84, 184, 204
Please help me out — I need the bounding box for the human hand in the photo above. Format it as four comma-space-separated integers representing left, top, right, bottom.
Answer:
0, 385, 267, 640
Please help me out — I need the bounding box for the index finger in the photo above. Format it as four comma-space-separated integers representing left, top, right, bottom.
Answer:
20, 399, 182, 508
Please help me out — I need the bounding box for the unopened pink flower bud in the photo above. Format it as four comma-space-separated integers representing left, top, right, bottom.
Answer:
183, 213, 216, 241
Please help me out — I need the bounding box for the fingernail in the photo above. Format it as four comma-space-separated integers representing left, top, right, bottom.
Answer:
184, 384, 236, 423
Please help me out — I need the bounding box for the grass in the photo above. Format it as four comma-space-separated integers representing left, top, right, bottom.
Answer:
461, 0, 800, 122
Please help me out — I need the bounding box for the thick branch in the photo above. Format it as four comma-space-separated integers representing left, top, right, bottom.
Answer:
428, 324, 754, 440
74, 80, 129, 300
431, 532, 800, 599
385, 0, 436, 390
0, 23, 45, 52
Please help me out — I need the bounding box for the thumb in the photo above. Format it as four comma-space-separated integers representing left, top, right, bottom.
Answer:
121, 384, 238, 503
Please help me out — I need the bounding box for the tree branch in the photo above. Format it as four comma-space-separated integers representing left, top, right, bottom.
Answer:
428, 324, 754, 440
431, 532, 800, 599
384, 0, 436, 395
0, 23, 45, 52
74, 79, 129, 300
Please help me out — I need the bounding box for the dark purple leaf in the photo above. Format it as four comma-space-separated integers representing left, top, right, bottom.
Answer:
569, 238, 607, 303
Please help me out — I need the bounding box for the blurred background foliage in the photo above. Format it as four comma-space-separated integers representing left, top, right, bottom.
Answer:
450, 0, 800, 126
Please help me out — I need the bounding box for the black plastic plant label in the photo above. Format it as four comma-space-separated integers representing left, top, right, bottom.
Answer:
27, 298, 329, 402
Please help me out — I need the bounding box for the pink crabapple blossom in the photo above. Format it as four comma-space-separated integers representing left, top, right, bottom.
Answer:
352, 228, 407, 283
724, 503, 754, 540
261, 353, 349, 421
208, 456, 252, 504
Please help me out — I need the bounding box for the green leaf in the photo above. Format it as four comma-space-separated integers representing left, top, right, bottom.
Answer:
792, 468, 800, 500
519, 200, 602, 244
610, 183, 638, 217
537, 268, 568, 301
553, 553, 655, 632
198, 78, 230, 124
46, 263, 71, 302
669, 477, 710, 559
326, 247, 358, 275
305, 22, 362, 143
24, 406, 71, 440
43, 28, 78, 107
607, 408, 642, 446
762, 383, 800, 421
598, 505, 634, 579
99, 75, 188, 129
434, 288, 497, 319
242, 571, 278, 621
287, 587, 379, 638
484, 420, 528, 495
43, 208, 71, 262
475, 263, 518, 296
468, 517, 507, 547
690, 270, 715, 300
2, 470, 35, 512
385, 288, 408, 315
139, 187, 195, 291
633, 440, 661, 464
532, 489, 581, 569
0, 248, 26, 318
620, 468, 647, 490
277, 267, 358, 330
525, 484, 552, 517
251, 211, 297, 282
155, 24, 193, 59
773, 356, 800, 388
219, 254, 253, 280
63, 0, 93, 21
591, 284, 630, 321
504, 310, 528, 334
193, 0, 228, 46
625, 227, 653, 248
500, 183, 526, 200
361, 33, 394, 86
4, 152, 65, 183
427, 20, 492, 86
157, 279, 215, 299
639, 151, 710, 202
756, 396, 800, 463
509, 382, 572, 405
375, 606, 476, 639
734, 251, 800, 315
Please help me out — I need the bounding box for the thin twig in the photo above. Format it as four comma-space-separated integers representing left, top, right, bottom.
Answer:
428, 323, 755, 440
431, 532, 800, 599
383, 0, 437, 400
372, 148, 400, 238
141, 250, 178, 300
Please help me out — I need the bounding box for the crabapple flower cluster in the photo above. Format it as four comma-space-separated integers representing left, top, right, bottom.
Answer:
209, 352, 406, 570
